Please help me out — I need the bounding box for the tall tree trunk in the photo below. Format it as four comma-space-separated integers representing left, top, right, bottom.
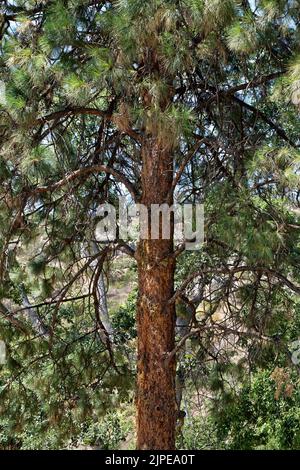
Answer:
136, 139, 177, 450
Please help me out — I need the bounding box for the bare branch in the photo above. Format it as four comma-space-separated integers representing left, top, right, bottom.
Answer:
30, 163, 139, 200
169, 266, 300, 305
169, 139, 204, 198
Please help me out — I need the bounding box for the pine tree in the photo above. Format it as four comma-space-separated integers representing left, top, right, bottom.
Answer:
0, 0, 299, 449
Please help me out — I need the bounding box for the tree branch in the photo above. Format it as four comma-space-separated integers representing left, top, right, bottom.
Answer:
169, 139, 204, 198
221, 71, 285, 96
232, 95, 298, 149
164, 324, 274, 365
30, 163, 138, 200
31, 107, 142, 142
169, 265, 300, 304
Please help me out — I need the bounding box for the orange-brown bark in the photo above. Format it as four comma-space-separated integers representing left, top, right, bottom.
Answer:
136, 140, 176, 450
